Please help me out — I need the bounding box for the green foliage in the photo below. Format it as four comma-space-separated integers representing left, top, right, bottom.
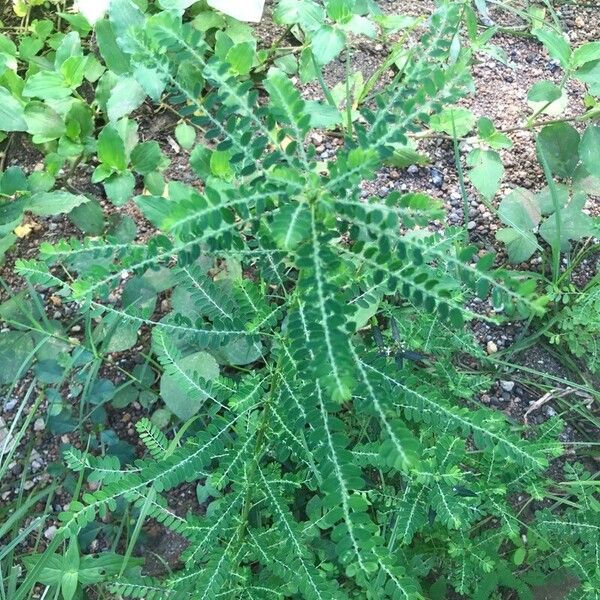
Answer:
1, 2, 598, 600
495, 123, 600, 264
552, 283, 600, 375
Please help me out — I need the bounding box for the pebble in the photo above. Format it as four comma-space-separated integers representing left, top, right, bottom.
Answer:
430, 168, 444, 189
3, 399, 17, 412
0, 417, 15, 455
33, 418, 46, 432
500, 380, 515, 392
44, 525, 58, 540
486, 341, 498, 354
467, 221, 477, 230
407, 165, 419, 175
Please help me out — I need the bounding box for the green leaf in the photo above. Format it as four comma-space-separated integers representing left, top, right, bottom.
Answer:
61, 572, 78, 600
536, 123, 580, 178
527, 80, 562, 103
327, 0, 352, 22
109, 0, 145, 50
573, 164, 600, 196
212, 337, 263, 366
533, 28, 571, 68
131, 141, 165, 176
574, 59, 600, 95
537, 184, 569, 216
496, 188, 541, 262
271, 202, 311, 250
29, 192, 90, 216
133, 65, 167, 101
343, 15, 377, 37
210, 150, 234, 180
477, 117, 512, 150
467, 148, 504, 200
571, 41, 600, 68
305, 101, 343, 128
312, 26, 346, 65
23, 71, 71, 100
160, 350, 220, 420
274, 0, 324, 31
21, 555, 64, 586
429, 106, 475, 137
175, 123, 196, 150
539, 192, 596, 249
107, 77, 146, 121
226, 42, 255, 76
0, 87, 27, 132
96, 20, 131, 75
0, 331, 34, 385
385, 142, 430, 168
69, 200, 105, 235
24, 102, 66, 143
55, 31, 82, 69
513, 548, 526, 566
579, 125, 600, 178
103, 171, 135, 206
97, 124, 128, 172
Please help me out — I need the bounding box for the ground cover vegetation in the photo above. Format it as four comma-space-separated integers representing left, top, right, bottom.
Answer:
0, 0, 599, 599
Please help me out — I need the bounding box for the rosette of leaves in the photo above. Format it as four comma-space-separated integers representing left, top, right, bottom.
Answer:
0, 27, 103, 157
496, 122, 600, 264
15, 3, 584, 600
92, 118, 170, 205
274, 0, 381, 82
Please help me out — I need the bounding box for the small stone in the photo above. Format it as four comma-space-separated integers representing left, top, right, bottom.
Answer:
407, 165, 419, 175
500, 380, 515, 392
33, 418, 46, 432
44, 525, 58, 540
486, 341, 498, 354
312, 133, 324, 145
545, 406, 557, 417
467, 221, 476, 230
0, 417, 15, 455
3, 399, 17, 412
71, 325, 81, 333
24, 480, 35, 491
481, 394, 491, 404
430, 168, 444, 189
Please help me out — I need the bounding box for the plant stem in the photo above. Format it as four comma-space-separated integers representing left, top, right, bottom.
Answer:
233, 366, 280, 550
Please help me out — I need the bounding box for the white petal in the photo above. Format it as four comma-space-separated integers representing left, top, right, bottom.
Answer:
74, 0, 110, 25
207, 0, 265, 22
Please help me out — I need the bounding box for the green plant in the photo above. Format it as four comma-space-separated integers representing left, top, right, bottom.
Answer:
1, 1, 597, 600
551, 281, 600, 375
493, 121, 600, 287
0, 166, 91, 263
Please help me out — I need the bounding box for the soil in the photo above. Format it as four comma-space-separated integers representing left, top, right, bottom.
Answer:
1, 1, 599, 598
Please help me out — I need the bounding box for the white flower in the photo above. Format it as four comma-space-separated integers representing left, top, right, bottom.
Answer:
207, 0, 265, 22
74, 0, 110, 25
